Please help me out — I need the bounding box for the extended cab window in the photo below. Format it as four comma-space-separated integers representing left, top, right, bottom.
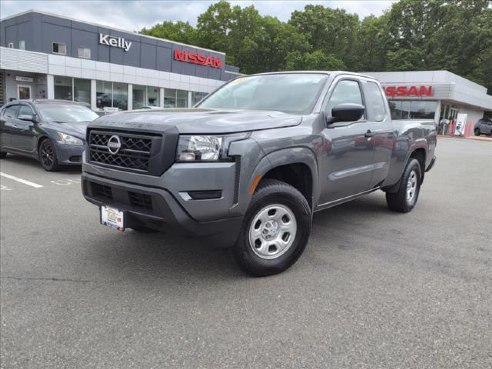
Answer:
365, 82, 387, 122
325, 80, 365, 120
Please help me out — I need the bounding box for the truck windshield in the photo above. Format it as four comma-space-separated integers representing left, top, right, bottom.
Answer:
198, 73, 328, 114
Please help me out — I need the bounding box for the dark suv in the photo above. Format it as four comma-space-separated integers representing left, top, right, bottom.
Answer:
474, 118, 492, 136
0, 100, 98, 170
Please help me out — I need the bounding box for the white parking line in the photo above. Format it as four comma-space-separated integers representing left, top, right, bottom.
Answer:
0, 172, 44, 188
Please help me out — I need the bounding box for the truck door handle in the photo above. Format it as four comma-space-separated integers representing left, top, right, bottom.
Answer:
365, 130, 375, 138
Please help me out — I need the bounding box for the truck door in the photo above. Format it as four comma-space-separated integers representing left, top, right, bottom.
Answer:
362, 80, 395, 188
318, 79, 375, 204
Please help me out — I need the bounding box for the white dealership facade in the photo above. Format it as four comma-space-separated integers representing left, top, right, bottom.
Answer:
367, 71, 492, 137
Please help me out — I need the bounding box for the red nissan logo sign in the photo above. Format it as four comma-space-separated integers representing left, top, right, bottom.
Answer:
174, 50, 223, 69
383, 86, 433, 97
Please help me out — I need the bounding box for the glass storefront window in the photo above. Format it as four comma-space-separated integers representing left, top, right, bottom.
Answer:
164, 89, 177, 108
54, 76, 91, 107
389, 100, 437, 120
96, 81, 128, 111
96, 81, 112, 110
192, 92, 208, 106
176, 90, 188, 108
54, 76, 73, 101
74, 78, 91, 106
147, 87, 159, 107
112, 82, 128, 110
132, 84, 146, 109
409, 101, 437, 119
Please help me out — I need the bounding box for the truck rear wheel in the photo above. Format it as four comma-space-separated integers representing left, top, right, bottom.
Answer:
386, 158, 422, 213
233, 179, 312, 277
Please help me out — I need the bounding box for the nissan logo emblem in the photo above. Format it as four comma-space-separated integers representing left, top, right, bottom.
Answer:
107, 135, 122, 154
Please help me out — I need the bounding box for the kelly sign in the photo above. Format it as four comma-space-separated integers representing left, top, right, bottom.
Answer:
384, 85, 433, 97
99, 33, 132, 52
174, 50, 223, 69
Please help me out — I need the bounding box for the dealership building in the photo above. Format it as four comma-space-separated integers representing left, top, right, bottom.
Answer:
1, 10, 491, 136
366, 71, 492, 137
0, 10, 240, 111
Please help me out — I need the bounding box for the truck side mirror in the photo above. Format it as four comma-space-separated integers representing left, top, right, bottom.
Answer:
327, 103, 365, 124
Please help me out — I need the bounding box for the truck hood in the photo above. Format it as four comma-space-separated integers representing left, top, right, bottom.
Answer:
90, 109, 302, 134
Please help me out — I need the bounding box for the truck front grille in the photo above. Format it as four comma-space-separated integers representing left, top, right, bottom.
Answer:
88, 130, 157, 173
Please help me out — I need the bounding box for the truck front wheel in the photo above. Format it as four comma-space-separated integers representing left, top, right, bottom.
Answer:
386, 158, 422, 213
233, 179, 312, 277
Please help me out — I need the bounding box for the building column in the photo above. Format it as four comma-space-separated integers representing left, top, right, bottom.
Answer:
47, 74, 55, 99
435, 101, 442, 125
188, 91, 193, 108
91, 80, 97, 110
127, 84, 133, 111
159, 88, 164, 108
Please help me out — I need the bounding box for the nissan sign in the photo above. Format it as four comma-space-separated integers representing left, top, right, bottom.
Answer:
383, 86, 433, 97
174, 50, 223, 69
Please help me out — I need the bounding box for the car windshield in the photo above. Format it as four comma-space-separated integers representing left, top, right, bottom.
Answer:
37, 104, 99, 123
198, 73, 329, 114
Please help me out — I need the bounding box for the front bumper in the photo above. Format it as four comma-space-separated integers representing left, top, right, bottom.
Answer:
55, 143, 84, 165
82, 172, 243, 247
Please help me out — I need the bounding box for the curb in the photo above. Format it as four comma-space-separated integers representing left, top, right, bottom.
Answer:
438, 135, 492, 142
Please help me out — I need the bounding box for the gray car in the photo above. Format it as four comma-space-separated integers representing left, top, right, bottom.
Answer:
0, 100, 99, 171
474, 118, 492, 136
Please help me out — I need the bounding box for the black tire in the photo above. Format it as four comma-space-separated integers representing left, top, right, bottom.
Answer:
38, 139, 60, 171
0, 152, 7, 159
474, 128, 481, 136
131, 226, 158, 233
233, 179, 312, 277
386, 158, 422, 213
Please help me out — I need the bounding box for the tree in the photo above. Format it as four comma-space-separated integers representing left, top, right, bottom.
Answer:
195, 0, 236, 64
141, 21, 196, 45
355, 15, 391, 71
289, 5, 359, 69
286, 50, 346, 71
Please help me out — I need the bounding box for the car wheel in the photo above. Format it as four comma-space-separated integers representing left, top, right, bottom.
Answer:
233, 179, 312, 277
39, 139, 60, 171
386, 158, 422, 213
474, 128, 481, 136
0, 152, 7, 159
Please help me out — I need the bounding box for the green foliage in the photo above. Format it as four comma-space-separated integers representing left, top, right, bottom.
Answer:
141, 21, 196, 45
286, 50, 346, 71
140, 0, 492, 93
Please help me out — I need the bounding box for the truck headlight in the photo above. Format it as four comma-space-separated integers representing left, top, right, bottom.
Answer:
176, 134, 249, 162
56, 132, 83, 145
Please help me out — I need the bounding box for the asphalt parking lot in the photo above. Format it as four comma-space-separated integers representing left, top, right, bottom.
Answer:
1, 138, 491, 369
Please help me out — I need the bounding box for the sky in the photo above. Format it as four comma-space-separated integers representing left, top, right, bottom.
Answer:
0, 1, 397, 32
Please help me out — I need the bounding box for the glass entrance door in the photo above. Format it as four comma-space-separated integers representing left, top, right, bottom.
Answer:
17, 85, 31, 100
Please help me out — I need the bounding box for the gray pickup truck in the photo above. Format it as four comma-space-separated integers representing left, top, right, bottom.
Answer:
82, 72, 437, 276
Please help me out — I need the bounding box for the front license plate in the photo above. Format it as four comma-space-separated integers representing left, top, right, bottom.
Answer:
100, 205, 125, 231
